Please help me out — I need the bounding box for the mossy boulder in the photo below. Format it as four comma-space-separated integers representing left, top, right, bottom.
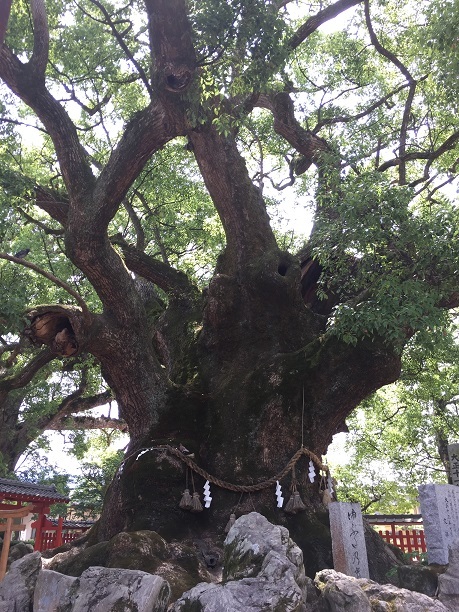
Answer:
46, 530, 213, 601
395, 564, 439, 597
172, 512, 309, 611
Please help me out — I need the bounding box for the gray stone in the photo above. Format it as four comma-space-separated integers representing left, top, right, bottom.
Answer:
172, 512, 308, 611
438, 538, 459, 610
396, 564, 438, 597
315, 568, 449, 611
315, 569, 371, 611
329, 502, 370, 578
224, 512, 305, 584
0, 551, 42, 612
363, 520, 403, 584
33, 569, 78, 612
173, 551, 306, 611
71, 566, 170, 611
448, 443, 459, 486
46, 529, 212, 602
8, 541, 34, 565
419, 484, 459, 564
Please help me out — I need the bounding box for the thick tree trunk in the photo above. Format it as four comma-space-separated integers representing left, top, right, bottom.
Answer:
97, 249, 402, 576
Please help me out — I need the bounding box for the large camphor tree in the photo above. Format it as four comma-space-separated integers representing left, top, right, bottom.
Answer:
1, 0, 459, 573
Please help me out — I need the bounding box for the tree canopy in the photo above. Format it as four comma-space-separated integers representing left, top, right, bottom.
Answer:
0, 0, 459, 566
331, 323, 459, 513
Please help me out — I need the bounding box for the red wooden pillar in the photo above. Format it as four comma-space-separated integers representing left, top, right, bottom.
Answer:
0, 517, 13, 580
55, 516, 64, 547
419, 530, 426, 553
391, 524, 396, 547
33, 504, 49, 552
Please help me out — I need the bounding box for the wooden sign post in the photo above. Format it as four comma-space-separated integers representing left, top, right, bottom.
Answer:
0, 504, 32, 580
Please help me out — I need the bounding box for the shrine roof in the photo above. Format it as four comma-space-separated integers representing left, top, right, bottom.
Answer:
48, 518, 95, 529
31, 516, 96, 531
0, 477, 69, 503
364, 513, 423, 524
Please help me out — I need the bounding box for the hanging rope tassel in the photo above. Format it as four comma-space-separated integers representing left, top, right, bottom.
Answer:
224, 513, 237, 533
284, 493, 295, 514
179, 468, 193, 510
284, 466, 306, 514
319, 471, 333, 505
189, 472, 203, 512
179, 488, 193, 510
285, 489, 307, 514
191, 491, 203, 512
321, 488, 333, 506
291, 490, 306, 512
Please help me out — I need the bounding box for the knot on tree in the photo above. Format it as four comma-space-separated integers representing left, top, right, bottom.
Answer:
23, 305, 88, 357
164, 67, 193, 92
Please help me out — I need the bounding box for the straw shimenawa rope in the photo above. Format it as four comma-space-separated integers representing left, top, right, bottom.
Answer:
124, 445, 329, 493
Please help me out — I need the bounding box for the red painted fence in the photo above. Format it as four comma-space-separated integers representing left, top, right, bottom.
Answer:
32, 516, 93, 552
378, 525, 426, 559
39, 529, 84, 552
364, 514, 427, 560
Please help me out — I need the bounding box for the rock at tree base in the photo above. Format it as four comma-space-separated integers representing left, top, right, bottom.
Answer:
171, 512, 313, 611
34, 569, 77, 611
1, 517, 454, 611
0, 551, 41, 612
438, 538, 459, 611
395, 564, 439, 597
34, 566, 170, 611
46, 529, 213, 601
363, 521, 404, 584
71, 566, 170, 611
315, 569, 448, 611
7, 541, 34, 567
172, 513, 449, 611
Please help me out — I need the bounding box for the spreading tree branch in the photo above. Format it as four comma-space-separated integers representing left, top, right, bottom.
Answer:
312, 81, 411, 132
43, 387, 115, 430
257, 92, 334, 171
144, 0, 197, 96
0, 117, 47, 133
0, 253, 92, 321
0, 0, 13, 45
30, 0, 49, 75
364, 0, 413, 82
123, 198, 145, 251
92, 102, 185, 226
47, 414, 127, 432
34, 184, 68, 225
288, 0, 363, 50
0, 348, 55, 392
111, 235, 198, 298
88, 0, 153, 97
378, 130, 459, 173
0, 45, 95, 201
17, 207, 64, 235
189, 125, 278, 269
364, 0, 418, 184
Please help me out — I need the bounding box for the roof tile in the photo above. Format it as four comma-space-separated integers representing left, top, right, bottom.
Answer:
0, 477, 69, 502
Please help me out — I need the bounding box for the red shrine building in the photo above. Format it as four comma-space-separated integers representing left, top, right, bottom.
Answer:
0, 476, 74, 551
